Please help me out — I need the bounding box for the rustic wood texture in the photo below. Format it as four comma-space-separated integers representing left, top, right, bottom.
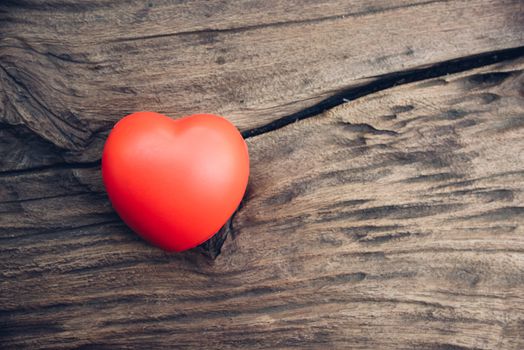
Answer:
1, 0, 523, 171
1, 57, 523, 349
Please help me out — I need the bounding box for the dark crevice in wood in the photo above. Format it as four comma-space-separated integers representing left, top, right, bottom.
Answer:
0, 190, 102, 205
195, 216, 232, 259
2, 47, 522, 178
195, 197, 247, 259
242, 45, 524, 138
0, 160, 101, 178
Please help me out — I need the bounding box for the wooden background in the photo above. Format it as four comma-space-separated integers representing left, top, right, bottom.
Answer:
1, 0, 523, 349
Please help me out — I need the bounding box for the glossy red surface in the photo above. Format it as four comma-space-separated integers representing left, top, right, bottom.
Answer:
102, 112, 249, 252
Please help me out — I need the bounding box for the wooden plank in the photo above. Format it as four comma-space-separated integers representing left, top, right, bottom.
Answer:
1, 0, 523, 171
1, 58, 523, 349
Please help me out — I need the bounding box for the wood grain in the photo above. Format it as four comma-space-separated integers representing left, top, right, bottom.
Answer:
1, 0, 523, 171
1, 58, 523, 349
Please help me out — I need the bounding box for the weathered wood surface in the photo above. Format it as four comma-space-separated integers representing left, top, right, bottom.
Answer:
1, 0, 523, 171
1, 56, 523, 348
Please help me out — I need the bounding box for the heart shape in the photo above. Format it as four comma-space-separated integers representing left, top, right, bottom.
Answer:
102, 112, 249, 252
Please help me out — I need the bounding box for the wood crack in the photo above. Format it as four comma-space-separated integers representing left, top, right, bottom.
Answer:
242, 45, 524, 138
0, 160, 101, 178
2, 46, 522, 180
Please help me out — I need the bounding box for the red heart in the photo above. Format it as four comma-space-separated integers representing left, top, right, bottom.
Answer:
102, 112, 249, 252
